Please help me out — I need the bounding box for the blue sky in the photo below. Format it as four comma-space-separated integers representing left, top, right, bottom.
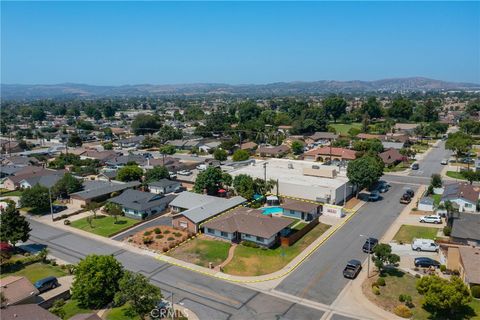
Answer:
1, 1, 479, 85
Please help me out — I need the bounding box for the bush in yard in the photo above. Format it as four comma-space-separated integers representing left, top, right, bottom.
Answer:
443, 226, 452, 236
143, 237, 153, 245
471, 285, 480, 299
394, 305, 413, 318
376, 277, 386, 286
154, 228, 161, 234
440, 265, 446, 272
372, 286, 380, 295
174, 232, 182, 237
242, 240, 260, 248
49, 299, 66, 318
156, 234, 164, 239
162, 247, 168, 252
167, 236, 175, 241
163, 230, 170, 234
144, 231, 152, 236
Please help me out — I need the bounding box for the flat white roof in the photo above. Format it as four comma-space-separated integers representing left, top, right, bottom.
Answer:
229, 158, 349, 189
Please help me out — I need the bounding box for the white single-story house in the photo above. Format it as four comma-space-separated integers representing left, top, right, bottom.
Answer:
148, 179, 181, 195
441, 183, 479, 213
108, 189, 176, 220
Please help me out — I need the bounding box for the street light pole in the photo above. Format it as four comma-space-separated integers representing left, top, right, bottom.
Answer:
360, 234, 371, 278
48, 187, 54, 222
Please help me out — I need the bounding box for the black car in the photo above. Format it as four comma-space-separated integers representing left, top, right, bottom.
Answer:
405, 189, 415, 198
34, 276, 59, 293
343, 259, 362, 279
414, 257, 440, 268
362, 238, 379, 253
411, 163, 419, 170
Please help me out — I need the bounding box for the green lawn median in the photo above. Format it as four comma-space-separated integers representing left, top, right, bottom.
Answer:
70, 215, 138, 237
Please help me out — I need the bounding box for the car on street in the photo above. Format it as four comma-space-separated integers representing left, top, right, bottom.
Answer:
177, 170, 192, 176
400, 194, 411, 204
405, 189, 415, 198
343, 259, 362, 279
168, 172, 177, 179
368, 191, 381, 202
411, 238, 439, 252
414, 257, 440, 268
411, 163, 419, 170
419, 215, 442, 224
362, 238, 378, 253
440, 159, 448, 165
34, 276, 59, 293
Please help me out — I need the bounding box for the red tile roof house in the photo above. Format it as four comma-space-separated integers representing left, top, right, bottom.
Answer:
202, 207, 292, 247
256, 145, 291, 158
303, 147, 356, 162
378, 148, 405, 166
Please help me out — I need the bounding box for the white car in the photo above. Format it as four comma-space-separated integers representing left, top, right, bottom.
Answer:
440, 159, 448, 165
419, 215, 442, 224
177, 170, 192, 176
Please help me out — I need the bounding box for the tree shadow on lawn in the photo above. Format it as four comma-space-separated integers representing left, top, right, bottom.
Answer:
113, 220, 128, 225
423, 304, 476, 320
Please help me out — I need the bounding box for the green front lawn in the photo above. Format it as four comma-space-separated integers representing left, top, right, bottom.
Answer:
365, 269, 479, 320
60, 300, 95, 320
0, 189, 24, 197
393, 225, 438, 244
223, 222, 331, 276
431, 194, 442, 206
446, 171, 468, 180
384, 161, 413, 172
70, 215, 138, 237
1, 262, 67, 283
106, 303, 140, 320
167, 237, 231, 268
328, 122, 362, 135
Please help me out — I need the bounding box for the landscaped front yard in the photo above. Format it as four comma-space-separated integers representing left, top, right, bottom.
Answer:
70, 215, 138, 237
328, 122, 362, 135
128, 226, 189, 253
57, 299, 95, 320
363, 269, 480, 320
1, 261, 67, 283
0, 189, 24, 197
393, 225, 438, 244
166, 236, 231, 268
222, 222, 331, 276
446, 171, 467, 180
384, 160, 414, 172
431, 194, 441, 206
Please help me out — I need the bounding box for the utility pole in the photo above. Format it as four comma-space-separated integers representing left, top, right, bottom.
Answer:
49, 187, 54, 222
263, 162, 267, 194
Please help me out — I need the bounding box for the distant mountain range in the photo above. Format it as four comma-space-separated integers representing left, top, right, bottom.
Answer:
2, 77, 479, 100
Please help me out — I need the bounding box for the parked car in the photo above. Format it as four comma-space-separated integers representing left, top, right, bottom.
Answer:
419, 215, 442, 224
177, 170, 192, 176
411, 238, 439, 252
196, 164, 208, 171
34, 276, 59, 293
362, 238, 378, 253
52, 205, 67, 213
368, 191, 381, 202
405, 189, 415, 198
414, 257, 440, 268
400, 194, 411, 204
378, 182, 390, 193
168, 172, 177, 179
343, 259, 362, 279
411, 163, 419, 170
440, 159, 448, 165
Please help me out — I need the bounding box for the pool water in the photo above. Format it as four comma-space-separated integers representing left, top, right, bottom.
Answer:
261, 206, 284, 215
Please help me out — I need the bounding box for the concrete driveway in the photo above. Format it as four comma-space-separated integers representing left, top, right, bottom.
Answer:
111, 215, 173, 240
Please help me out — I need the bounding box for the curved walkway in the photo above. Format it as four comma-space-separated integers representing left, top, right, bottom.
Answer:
215, 243, 237, 271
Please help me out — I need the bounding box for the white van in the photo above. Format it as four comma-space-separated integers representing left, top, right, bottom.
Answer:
196, 164, 208, 171
411, 238, 439, 252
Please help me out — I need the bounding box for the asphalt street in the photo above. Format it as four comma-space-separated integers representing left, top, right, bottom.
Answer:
275, 183, 417, 305
26, 219, 326, 320
408, 140, 451, 178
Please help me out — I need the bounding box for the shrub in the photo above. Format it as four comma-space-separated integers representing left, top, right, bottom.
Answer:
162, 247, 168, 253
376, 277, 386, 286
168, 243, 175, 249
167, 237, 175, 241
156, 234, 164, 239
143, 237, 153, 245
174, 232, 182, 238
399, 294, 412, 306
372, 286, 380, 295
163, 230, 171, 234
443, 226, 452, 236
471, 285, 480, 299
154, 228, 161, 234
242, 240, 260, 248
415, 274, 421, 278
64, 219, 71, 225
143, 231, 152, 236
440, 264, 447, 272
393, 305, 413, 318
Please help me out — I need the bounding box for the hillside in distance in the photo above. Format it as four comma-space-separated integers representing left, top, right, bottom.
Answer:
2, 77, 479, 100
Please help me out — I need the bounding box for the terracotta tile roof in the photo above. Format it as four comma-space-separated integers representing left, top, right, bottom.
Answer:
203, 207, 292, 239
0, 276, 39, 305
356, 133, 385, 140
257, 145, 290, 155
304, 147, 356, 160
459, 246, 480, 284
240, 142, 258, 150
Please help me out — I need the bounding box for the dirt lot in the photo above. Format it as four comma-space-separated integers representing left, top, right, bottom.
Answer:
127, 226, 191, 253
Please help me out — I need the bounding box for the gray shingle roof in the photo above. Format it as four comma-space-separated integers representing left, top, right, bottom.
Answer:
110, 189, 176, 211
71, 181, 140, 200
451, 213, 480, 241
171, 191, 246, 224
148, 179, 180, 188
20, 174, 63, 189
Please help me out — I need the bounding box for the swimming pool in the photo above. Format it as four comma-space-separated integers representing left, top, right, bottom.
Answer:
261, 206, 284, 215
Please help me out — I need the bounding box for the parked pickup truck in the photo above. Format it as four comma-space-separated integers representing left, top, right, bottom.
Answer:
400, 194, 411, 204
343, 259, 362, 279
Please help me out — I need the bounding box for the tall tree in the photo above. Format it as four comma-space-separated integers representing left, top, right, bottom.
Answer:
52, 173, 83, 198
194, 167, 231, 195
361, 97, 384, 119
144, 166, 170, 183
372, 243, 400, 273
20, 184, 50, 213
446, 132, 473, 164
0, 201, 31, 248
388, 98, 415, 120
131, 114, 161, 135
347, 156, 384, 196
71, 255, 124, 308
213, 148, 228, 161
291, 140, 304, 155
233, 174, 255, 200
116, 165, 143, 182
323, 96, 347, 123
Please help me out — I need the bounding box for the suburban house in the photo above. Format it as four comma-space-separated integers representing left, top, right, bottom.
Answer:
199, 140, 222, 153
451, 213, 480, 246
378, 148, 405, 166
458, 246, 480, 287
80, 150, 119, 164
0, 165, 30, 178
240, 141, 258, 152
0, 276, 39, 306
148, 179, 181, 195
105, 154, 148, 168
309, 132, 338, 143
381, 141, 405, 150
170, 191, 246, 233
69, 180, 141, 207
280, 198, 321, 221
256, 145, 291, 158
1, 155, 39, 166
116, 135, 145, 148
108, 189, 176, 220
2, 304, 60, 320
441, 183, 480, 213
303, 146, 356, 162
3, 168, 64, 190
202, 206, 292, 247
166, 139, 204, 150
356, 133, 385, 140
96, 170, 118, 181
19, 173, 64, 189
0, 140, 23, 154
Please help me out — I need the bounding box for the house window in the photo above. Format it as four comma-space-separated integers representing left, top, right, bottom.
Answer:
179, 222, 187, 229
244, 234, 251, 238
221, 231, 228, 237
465, 203, 473, 208
256, 236, 265, 242
207, 228, 215, 234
